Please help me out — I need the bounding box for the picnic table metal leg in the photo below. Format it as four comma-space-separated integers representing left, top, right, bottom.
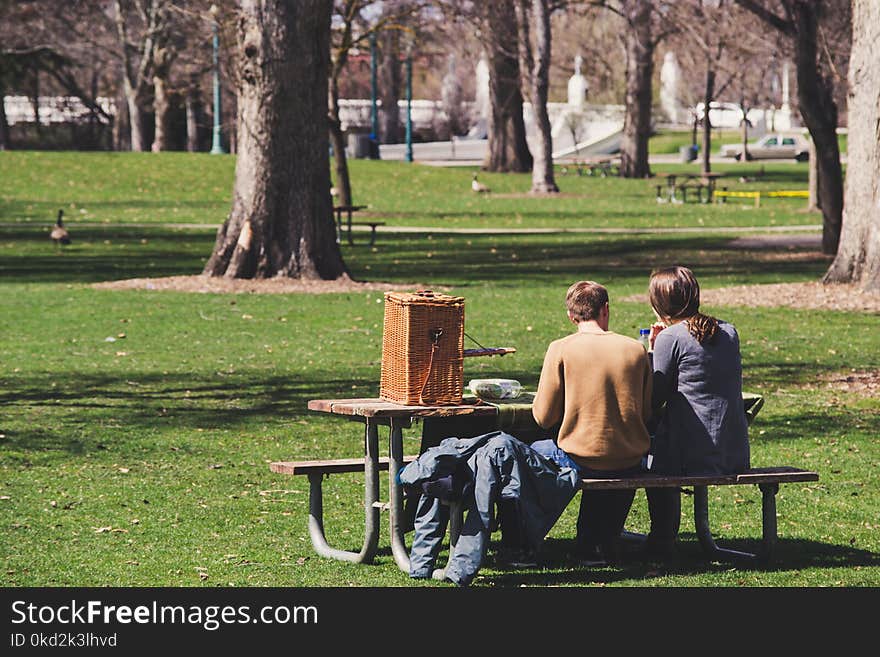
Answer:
693, 485, 757, 562
758, 483, 779, 562
347, 212, 354, 245
368, 225, 377, 246
389, 419, 411, 572
305, 420, 380, 564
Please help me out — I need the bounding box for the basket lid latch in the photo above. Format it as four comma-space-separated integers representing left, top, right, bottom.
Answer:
428, 327, 443, 345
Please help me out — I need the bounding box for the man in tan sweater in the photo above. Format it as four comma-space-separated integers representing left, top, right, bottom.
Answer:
530, 280, 652, 564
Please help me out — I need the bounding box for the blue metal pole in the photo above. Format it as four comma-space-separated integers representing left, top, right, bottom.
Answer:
369, 32, 378, 142
210, 14, 225, 155
405, 53, 413, 163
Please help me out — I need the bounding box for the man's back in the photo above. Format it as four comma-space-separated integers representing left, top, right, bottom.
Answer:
532, 331, 652, 471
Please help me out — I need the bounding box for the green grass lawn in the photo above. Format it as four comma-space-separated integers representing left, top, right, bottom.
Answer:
1, 151, 820, 231
1, 151, 877, 587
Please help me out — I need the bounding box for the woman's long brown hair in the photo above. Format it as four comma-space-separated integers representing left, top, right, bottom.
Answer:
649, 266, 719, 344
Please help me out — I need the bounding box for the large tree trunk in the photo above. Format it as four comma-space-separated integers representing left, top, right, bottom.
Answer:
379, 26, 401, 144
151, 68, 170, 152
113, 89, 129, 151
0, 79, 10, 150
807, 138, 820, 211
204, 0, 346, 280
124, 83, 147, 152
30, 70, 41, 139
701, 68, 715, 175
823, 0, 879, 291
740, 95, 750, 162
518, 0, 558, 193
185, 83, 200, 152
619, 0, 653, 178
735, 0, 844, 255
484, 0, 532, 173
792, 4, 843, 255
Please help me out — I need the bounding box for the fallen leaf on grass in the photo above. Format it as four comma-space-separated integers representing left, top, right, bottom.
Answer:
93, 526, 128, 534
118, 467, 130, 473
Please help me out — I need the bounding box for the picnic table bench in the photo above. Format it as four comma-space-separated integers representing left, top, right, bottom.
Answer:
333, 204, 384, 246
269, 397, 819, 571
656, 172, 725, 204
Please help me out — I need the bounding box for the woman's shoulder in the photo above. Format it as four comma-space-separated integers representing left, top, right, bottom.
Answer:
656, 321, 690, 342
716, 320, 739, 337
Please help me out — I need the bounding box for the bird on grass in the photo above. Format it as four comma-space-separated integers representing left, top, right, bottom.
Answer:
50, 209, 71, 248
471, 173, 490, 193
739, 165, 766, 184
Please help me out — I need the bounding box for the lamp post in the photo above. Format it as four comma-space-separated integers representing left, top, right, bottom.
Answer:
209, 4, 225, 154
405, 43, 413, 163
369, 31, 379, 147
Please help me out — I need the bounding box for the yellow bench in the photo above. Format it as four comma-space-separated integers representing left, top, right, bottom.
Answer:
714, 190, 809, 208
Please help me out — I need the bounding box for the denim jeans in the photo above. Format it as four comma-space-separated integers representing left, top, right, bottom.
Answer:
530, 439, 642, 552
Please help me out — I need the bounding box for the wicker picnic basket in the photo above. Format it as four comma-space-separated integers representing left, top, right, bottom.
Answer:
380, 290, 465, 405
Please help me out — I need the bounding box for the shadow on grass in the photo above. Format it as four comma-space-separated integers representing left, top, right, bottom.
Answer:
0, 226, 213, 283
477, 535, 880, 586
3, 361, 875, 459
345, 233, 830, 287
0, 370, 379, 457
1, 224, 832, 287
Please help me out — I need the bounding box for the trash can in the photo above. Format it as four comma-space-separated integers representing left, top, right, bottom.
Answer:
680, 144, 698, 162
348, 133, 372, 159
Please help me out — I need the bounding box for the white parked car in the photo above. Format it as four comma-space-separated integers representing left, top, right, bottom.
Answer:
719, 133, 810, 161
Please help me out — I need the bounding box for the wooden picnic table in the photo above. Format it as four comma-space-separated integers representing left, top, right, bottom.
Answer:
332, 204, 385, 246
302, 397, 505, 572
655, 172, 726, 204
275, 393, 817, 572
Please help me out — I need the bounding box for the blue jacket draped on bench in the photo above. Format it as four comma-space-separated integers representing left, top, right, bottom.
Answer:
399, 431, 579, 586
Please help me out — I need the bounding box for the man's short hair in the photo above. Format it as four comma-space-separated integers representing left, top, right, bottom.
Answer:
565, 281, 609, 322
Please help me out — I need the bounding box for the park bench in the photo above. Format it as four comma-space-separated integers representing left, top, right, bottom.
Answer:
269, 454, 818, 564
333, 204, 384, 246
563, 157, 620, 178
714, 189, 810, 208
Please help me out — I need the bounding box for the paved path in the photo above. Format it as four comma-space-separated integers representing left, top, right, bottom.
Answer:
2, 221, 821, 236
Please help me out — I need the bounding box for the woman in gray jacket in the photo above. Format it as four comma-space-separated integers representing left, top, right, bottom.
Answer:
644, 266, 750, 557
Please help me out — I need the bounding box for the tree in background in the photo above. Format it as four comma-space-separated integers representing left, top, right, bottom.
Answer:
329, 1, 422, 207
0, 1, 117, 150
515, 0, 558, 192
483, 0, 533, 172
823, 0, 879, 291
204, 0, 346, 280
378, 14, 403, 144
614, 0, 674, 178
112, 0, 174, 152
666, 0, 744, 176
735, 0, 849, 256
